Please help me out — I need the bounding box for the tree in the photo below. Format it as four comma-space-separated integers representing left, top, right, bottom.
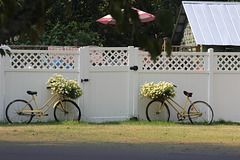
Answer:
6, 0, 109, 46
2, 0, 237, 57
38, 0, 108, 46
39, 0, 135, 47
0, 0, 179, 59
38, 0, 176, 60
0, 0, 55, 56
108, 0, 176, 60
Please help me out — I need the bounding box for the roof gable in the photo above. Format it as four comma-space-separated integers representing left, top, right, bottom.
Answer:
172, 1, 240, 46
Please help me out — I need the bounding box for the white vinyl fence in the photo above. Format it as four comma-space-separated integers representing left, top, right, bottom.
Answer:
1, 47, 240, 122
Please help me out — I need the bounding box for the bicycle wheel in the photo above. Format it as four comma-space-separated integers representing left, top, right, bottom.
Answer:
5, 99, 34, 124
54, 99, 81, 122
146, 100, 170, 122
188, 101, 214, 125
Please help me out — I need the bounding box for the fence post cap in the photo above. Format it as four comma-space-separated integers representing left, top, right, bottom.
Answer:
208, 48, 214, 53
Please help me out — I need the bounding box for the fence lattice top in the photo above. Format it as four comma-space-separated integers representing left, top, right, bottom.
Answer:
89, 49, 129, 67
7, 47, 240, 72
217, 55, 240, 71
10, 51, 77, 70
140, 53, 205, 71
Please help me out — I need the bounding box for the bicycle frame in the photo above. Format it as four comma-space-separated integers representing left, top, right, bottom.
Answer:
19, 92, 63, 116
163, 96, 194, 117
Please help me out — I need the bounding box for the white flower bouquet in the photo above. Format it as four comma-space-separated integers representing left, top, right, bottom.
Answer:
140, 81, 176, 100
47, 74, 83, 99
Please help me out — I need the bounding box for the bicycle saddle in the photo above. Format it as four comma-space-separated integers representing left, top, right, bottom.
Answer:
27, 91, 37, 95
183, 91, 192, 97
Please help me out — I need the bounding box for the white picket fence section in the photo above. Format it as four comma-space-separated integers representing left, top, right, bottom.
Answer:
1, 46, 240, 122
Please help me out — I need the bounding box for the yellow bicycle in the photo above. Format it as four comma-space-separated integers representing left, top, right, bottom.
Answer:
146, 86, 214, 125
5, 87, 81, 124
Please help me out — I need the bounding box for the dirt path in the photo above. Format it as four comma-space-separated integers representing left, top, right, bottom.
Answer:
1, 141, 240, 160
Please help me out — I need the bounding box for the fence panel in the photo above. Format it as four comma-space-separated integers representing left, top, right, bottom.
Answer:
212, 73, 240, 121
82, 47, 134, 122
4, 71, 81, 122
137, 51, 210, 121
212, 51, 240, 122
3, 50, 81, 122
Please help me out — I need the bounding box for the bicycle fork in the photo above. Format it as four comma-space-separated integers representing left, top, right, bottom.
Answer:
53, 99, 69, 114
156, 101, 165, 114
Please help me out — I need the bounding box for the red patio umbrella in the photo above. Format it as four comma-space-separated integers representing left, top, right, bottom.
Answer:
96, 7, 155, 24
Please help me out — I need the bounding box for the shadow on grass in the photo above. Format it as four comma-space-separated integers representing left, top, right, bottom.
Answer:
0, 120, 85, 127
0, 119, 239, 126
93, 119, 240, 126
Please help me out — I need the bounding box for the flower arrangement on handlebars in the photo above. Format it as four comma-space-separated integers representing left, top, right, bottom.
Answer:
140, 81, 176, 100
47, 74, 83, 99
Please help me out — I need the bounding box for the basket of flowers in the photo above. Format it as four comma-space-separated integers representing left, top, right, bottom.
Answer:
140, 81, 176, 101
47, 74, 83, 99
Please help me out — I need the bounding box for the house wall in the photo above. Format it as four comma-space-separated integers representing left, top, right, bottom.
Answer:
181, 23, 196, 47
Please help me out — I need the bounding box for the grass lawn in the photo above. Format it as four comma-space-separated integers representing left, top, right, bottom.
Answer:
0, 120, 240, 155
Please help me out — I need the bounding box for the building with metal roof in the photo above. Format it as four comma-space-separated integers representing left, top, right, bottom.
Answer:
172, 1, 240, 52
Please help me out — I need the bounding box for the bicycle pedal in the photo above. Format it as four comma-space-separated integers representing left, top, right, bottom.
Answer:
44, 114, 48, 116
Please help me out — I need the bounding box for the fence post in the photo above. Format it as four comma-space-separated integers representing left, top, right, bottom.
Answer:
79, 46, 90, 121
208, 48, 214, 107
196, 44, 201, 52
128, 46, 139, 119
0, 56, 5, 121
163, 37, 168, 52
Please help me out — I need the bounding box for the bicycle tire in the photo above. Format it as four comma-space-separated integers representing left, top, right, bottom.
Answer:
5, 99, 34, 124
146, 100, 170, 122
188, 101, 214, 125
54, 99, 81, 122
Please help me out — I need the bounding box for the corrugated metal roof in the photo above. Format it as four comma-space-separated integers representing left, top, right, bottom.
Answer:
173, 1, 240, 46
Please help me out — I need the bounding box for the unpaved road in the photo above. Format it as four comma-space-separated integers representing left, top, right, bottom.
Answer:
1, 142, 240, 160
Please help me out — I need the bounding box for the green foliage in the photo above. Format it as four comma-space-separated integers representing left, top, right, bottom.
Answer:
213, 119, 240, 125
38, 22, 99, 46
3, 0, 229, 59
108, 0, 176, 61
0, 48, 10, 56
0, 48, 5, 56
6, 0, 109, 46
0, 45, 11, 56
0, 0, 55, 46
0, 0, 187, 59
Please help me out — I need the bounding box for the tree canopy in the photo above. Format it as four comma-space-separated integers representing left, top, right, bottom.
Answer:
0, 0, 55, 44
2, 0, 237, 58
1, 0, 180, 59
